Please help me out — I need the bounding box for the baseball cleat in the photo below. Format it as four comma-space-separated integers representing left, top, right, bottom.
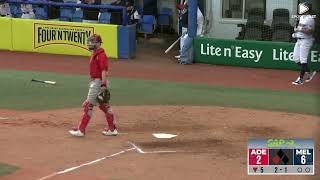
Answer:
180, 62, 192, 65
305, 71, 317, 83
174, 55, 181, 59
69, 129, 85, 137
102, 129, 118, 136
292, 77, 304, 86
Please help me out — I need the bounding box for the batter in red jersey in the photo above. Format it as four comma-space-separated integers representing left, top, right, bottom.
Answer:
69, 34, 118, 137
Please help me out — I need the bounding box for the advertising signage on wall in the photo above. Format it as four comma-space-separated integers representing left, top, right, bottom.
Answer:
2, 18, 119, 57
194, 37, 320, 71
0, 18, 136, 58
34, 23, 94, 50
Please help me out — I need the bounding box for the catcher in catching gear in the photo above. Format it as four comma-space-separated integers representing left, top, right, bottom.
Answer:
69, 34, 118, 137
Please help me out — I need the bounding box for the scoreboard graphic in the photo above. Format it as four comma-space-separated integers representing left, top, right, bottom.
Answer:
248, 139, 314, 175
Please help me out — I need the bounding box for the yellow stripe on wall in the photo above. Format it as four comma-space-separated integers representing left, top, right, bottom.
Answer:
11, 19, 118, 58
0, 18, 12, 50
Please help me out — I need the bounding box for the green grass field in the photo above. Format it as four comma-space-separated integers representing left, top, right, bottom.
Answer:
0, 70, 319, 115
0, 162, 18, 176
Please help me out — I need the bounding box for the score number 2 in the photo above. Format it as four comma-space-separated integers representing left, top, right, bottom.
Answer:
256, 155, 261, 164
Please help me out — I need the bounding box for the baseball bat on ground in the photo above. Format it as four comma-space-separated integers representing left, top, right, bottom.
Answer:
164, 32, 187, 54
31, 78, 56, 85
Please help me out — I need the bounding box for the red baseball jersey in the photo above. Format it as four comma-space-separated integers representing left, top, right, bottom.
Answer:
90, 48, 108, 79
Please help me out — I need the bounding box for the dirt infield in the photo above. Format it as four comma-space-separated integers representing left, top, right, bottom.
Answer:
0, 48, 319, 180
0, 106, 319, 180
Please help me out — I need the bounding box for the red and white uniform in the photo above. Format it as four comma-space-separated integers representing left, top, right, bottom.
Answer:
90, 48, 108, 80
86, 48, 109, 105
77, 48, 116, 134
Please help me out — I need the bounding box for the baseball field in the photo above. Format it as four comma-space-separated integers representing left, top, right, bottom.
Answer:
0, 46, 319, 180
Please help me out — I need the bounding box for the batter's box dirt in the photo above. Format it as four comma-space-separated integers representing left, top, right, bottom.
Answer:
134, 138, 241, 159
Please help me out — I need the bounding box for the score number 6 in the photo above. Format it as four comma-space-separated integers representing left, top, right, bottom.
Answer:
301, 155, 306, 165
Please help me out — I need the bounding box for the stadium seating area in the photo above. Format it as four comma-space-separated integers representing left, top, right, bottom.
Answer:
0, 0, 175, 38
237, 8, 294, 42
4, 0, 122, 23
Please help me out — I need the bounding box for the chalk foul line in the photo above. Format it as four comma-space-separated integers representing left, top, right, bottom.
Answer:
37, 142, 177, 180
128, 142, 177, 154
37, 148, 135, 180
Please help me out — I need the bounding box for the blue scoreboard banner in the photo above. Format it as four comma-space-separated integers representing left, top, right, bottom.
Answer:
248, 139, 314, 175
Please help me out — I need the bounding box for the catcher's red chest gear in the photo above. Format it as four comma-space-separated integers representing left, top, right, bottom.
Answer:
90, 48, 108, 79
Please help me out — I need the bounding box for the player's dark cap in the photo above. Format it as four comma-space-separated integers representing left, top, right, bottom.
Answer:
301, 1, 312, 12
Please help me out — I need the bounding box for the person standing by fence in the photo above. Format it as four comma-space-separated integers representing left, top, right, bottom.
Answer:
0, 0, 11, 17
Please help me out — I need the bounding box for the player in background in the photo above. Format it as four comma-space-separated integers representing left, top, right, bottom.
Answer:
291, 1, 317, 85
69, 34, 118, 137
178, 1, 204, 65
175, 0, 188, 59
20, 3, 35, 19
0, 0, 11, 17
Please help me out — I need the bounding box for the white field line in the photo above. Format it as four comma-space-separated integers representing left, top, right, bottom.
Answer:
37, 142, 178, 180
36, 148, 135, 180
128, 142, 177, 154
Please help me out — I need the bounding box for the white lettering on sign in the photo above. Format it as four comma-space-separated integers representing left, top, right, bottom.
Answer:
296, 149, 312, 155
272, 49, 294, 61
235, 46, 263, 63
224, 48, 232, 57
200, 44, 263, 63
201, 44, 223, 56
251, 149, 267, 155
311, 51, 320, 63
200, 43, 320, 65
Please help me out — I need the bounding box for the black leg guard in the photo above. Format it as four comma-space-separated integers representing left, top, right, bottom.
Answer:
300, 63, 308, 79
306, 65, 310, 73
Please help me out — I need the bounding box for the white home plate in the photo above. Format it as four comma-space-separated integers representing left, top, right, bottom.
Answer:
152, 133, 177, 139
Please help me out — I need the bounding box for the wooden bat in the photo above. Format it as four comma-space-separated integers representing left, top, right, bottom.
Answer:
164, 32, 187, 54
31, 78, 56, 85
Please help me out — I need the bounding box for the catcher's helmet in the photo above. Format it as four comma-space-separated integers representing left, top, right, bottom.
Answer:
87, 34, 102, 51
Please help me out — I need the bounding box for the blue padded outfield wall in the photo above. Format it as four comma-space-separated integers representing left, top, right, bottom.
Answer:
118, 24, 137, 59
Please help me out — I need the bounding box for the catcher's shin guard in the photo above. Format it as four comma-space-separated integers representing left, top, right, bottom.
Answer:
99, 104, 116, 131
78, 101, 94, 133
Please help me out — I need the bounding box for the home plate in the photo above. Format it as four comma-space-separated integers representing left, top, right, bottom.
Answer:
152, 133, 177, 139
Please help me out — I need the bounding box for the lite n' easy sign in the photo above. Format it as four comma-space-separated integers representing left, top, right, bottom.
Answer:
195, 37, 320, 71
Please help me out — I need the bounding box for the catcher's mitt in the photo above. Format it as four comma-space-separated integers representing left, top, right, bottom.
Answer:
97, 89, 111, 104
